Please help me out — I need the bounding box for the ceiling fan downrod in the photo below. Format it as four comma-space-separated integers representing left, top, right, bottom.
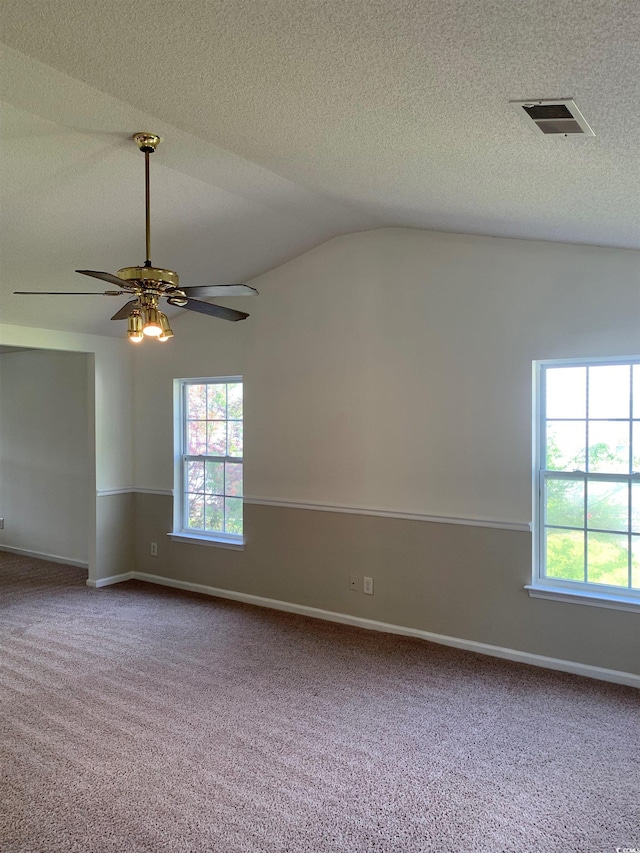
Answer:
112, 133, 184, 312
133, 132, 160, 268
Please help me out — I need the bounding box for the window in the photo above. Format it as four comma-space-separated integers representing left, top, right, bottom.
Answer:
174, 377, 243, 545
533, 357, 640, 607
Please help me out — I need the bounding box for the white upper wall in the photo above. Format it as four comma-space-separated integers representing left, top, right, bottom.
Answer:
132, 228, 640, 525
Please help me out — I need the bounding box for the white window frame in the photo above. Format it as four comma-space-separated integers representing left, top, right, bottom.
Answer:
529, 355, 640, 612
170, 376, 245, 550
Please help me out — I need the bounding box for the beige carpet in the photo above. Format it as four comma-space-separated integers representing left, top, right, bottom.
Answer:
1, 552, 638, 853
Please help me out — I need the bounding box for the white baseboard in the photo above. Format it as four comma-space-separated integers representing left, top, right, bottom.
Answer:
0, 544, 88, 569
92, 569, 639, 689
87, 571, 134, 588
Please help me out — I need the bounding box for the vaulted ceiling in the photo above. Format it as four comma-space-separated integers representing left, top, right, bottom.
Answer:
1, 0, 638, 337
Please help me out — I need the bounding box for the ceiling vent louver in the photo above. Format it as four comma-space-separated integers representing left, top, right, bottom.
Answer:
510, 99, 595, 137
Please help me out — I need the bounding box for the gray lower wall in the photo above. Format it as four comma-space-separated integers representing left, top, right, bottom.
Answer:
134, 493, 640, 677
94, 492, 134, 583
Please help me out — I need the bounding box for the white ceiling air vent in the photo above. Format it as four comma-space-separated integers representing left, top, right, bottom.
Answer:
510, 99, 595, 137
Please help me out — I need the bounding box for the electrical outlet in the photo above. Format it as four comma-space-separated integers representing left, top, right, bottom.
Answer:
150, 542, 158, 557
363, 576, 374, 595
349, 574, 358, 591
0, 518, 4, 529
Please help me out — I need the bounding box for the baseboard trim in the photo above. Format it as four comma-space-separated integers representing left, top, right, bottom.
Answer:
0, 544, 88, 569
95, 570, 639, 688
87, 571, 135, 588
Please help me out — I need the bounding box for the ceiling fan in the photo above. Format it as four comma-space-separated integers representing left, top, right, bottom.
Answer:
14, 133, 258, 342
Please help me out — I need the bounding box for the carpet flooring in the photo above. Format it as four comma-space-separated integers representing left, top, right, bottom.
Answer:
1, 552, 638, 853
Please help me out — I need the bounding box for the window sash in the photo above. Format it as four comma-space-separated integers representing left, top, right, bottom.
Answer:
179, 379, 243, 538
535, 358, 640, 600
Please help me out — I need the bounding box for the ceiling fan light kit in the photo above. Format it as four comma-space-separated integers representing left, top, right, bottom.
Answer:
127, 310, 144, 343
14, 133, 258, 342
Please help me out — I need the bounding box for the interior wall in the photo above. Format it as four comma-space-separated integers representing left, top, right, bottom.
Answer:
0, 349, 90, 563
133, 496, 640, 676
0, 324, 134, 581
134, 228, 640, 523
132, 228, 638, 674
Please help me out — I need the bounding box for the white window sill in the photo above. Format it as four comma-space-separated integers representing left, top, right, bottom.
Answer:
167, 532, 245, 551
525, 584, 640, 613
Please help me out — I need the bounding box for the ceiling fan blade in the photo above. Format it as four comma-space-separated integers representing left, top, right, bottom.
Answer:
14, 290, 124, 295
174, 298, 249, 322
111, 300, 140, 321
179, 284, 258, 297
76, 269, 134, 288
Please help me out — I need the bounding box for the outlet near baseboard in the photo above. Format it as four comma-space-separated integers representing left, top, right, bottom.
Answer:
363, 576, 374, 595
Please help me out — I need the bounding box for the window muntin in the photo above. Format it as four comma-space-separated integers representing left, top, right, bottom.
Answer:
536, 358, 640, 599
180, 378, 243, 539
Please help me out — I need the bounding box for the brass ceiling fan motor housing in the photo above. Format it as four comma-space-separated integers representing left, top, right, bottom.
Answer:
117, 265, 180, 289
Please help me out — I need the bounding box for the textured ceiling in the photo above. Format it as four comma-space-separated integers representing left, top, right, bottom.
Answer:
1, 0, 639, 337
